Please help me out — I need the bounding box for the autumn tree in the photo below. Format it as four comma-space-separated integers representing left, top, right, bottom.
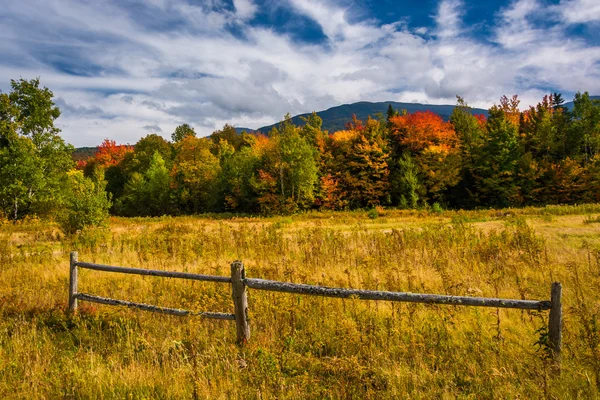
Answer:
171, 136, 220, 213
254, 116, 318, 214
326, 117, 390, 208
499, 95, 521, 130
390, 111, 461, 204
210, 124, 245, 151
94, 139, 134, 167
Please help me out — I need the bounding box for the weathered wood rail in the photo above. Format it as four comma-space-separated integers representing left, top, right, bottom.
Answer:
68, 251, 563, 370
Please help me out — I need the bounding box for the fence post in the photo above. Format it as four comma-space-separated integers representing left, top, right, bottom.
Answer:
69, 251, 78, 313
548, 281, 562, 374
231, 260, 250, 344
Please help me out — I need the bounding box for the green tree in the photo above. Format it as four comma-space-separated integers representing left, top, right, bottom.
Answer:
571, 92, 600, 162
472, 106, 521, 207
0, 78, 74, 219
447, 96, 486, 208
116, 152, 171, 216
0, 136, 43, 219
219, 146, 261, 212
450, 96, 485, 157
393, 152, 422, 208
171, 123, 196, 143
300, 112, 327, 148
124, 134, 173, 175
256, 116, 318, 213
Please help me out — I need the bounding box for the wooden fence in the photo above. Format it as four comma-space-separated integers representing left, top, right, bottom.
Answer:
68, 251, 563, 370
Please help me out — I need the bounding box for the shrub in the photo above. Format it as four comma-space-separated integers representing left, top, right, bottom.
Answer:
367, 207, 379, 219
58, 170, 111, 234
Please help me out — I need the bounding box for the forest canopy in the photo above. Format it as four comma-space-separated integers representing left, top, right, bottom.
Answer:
2, 78, 600, 220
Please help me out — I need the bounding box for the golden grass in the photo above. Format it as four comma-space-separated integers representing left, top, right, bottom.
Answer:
1, 206, 599, 398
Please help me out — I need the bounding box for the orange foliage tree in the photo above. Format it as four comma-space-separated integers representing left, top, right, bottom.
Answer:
94, 139, 133, 167
390, 111, 461, 203
325, 117, 390, 208
499, 95, 521, 129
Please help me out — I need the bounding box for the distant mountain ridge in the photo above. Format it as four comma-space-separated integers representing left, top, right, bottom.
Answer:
243, 101, 490, 134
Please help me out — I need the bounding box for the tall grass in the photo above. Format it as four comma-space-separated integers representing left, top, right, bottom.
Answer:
1, 206, 599, 398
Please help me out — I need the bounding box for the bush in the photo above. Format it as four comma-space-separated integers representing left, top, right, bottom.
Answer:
58, 170, 111, 234
367, 207, 379, 219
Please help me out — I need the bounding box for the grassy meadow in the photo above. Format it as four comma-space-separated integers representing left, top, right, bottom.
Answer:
1, 205, 600, 399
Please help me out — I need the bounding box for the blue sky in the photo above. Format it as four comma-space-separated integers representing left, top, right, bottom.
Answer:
1, 0, 599, 146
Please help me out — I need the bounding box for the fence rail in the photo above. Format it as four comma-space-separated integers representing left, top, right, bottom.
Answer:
75, 261, 232, 283
68, 251, 563, 371
245, 278, 552, 310
75, 293, 236, 320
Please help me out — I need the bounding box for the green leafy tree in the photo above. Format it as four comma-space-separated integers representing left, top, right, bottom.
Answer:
300, 112, 327, 148
124, 134, 173, 175
571, 92, 600, 162
219, 146, 261, 212
0, 136, 43, 219
116, 152, 171, 216
0, 78, 74, 219
171, 123, 196, 143
256, 116, 318, 213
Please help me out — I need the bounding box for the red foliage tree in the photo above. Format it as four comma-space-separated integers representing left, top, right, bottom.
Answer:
389, 111, 459, 152
95, 139, 133, 167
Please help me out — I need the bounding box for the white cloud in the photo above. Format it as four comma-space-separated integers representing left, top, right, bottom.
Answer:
233, 0, 258, 20
435, 0, 464, 38
556, 0, 600, 24
0, 0, 599, 146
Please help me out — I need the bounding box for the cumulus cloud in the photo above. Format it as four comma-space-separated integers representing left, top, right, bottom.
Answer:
556, 0, 600, 24
0, 0, 599, 146
233, 0, 258, 20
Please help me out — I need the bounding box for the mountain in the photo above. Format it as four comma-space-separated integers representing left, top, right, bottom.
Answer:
564, 96, 600, 110
235, 127, 253, 134
72, 146, 97, 161
245, 101, 489, 134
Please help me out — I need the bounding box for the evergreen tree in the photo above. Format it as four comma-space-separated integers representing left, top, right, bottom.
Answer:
472, 107, 521, 207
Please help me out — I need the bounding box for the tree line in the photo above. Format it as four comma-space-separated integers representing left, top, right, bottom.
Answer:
2, 78, 600, 227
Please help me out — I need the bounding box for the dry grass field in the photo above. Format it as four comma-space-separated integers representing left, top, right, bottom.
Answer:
1, 205, 600, 399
